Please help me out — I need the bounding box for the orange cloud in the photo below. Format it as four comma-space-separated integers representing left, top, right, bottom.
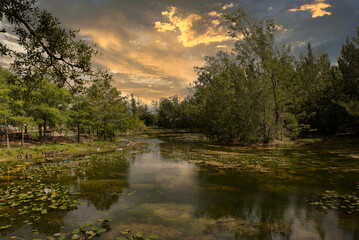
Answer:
275, 24, 288, 32
208, 11, 222, 17
289, 0, 332, 18
77, 8, 234, 103
155, 21, 176, 32
81, 29, 123, 50
222, 3, 234, 10
154, 6, 232, 47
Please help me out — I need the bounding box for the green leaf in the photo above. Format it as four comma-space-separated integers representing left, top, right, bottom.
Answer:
41, 209, 47, 214
72, 229, 80, 234
72, 235, 80, 240
59, 205, 67, 210
96, 228, 107, 234
136, 230, 144, 237
0, 224, 11, 229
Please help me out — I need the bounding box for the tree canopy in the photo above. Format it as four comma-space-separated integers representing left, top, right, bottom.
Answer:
0, 0, 95, 91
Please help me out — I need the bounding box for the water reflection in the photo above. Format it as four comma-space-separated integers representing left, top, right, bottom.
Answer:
1, 138, 359, 239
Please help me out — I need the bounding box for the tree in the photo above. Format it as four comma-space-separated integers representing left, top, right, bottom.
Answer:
69, 94, 92, 143
136, 102, 158, 126
9, 99, 34, 147
0, 67, 12, 148
225, 8, 296, 140
130, 93, 138, 117
293, 45, 344, 134
194, 52, 265, 141
190, 8, 297, 142
86, 71, 130, 140
29, 78, 71, 143
338, 27, 359, 121
0, 0, 95, 92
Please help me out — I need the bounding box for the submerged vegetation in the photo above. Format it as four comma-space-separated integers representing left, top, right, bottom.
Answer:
307, 187, 359, 214
169, 147, 286, 173
0, 141, 155, 239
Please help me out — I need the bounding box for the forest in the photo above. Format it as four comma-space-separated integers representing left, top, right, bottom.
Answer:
1, 1, 359, 146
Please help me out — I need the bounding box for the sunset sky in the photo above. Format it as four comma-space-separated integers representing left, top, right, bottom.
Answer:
1, 0, 358, 103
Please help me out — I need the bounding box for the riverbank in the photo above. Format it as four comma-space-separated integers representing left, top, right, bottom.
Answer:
0, 137, 128, 162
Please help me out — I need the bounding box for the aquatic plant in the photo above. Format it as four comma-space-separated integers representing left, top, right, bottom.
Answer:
116, 229, 158, 240
307, 186, 359, 214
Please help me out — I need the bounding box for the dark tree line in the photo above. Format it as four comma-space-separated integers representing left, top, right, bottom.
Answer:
156, 9, 359, 143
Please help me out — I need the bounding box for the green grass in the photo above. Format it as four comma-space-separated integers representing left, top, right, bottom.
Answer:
0, 141, 119, 161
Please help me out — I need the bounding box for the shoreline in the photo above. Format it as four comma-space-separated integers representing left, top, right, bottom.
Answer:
0, 138, 128, 162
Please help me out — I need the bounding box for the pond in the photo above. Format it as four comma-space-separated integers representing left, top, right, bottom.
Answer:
0, 136, 359, 239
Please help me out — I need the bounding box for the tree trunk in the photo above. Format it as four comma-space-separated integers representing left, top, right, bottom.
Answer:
262, 104, 268, 142
271, 71, 280, 138
89, 129, 92, 143
43, 119, 47, 144
5, 115, 10, 149
77, 125, 80, 143
21, 124, 24, 147
25, 124, 28, 139
38, 124, 42, 143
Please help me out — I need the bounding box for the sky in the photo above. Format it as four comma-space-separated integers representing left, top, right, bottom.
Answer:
1, 0, 359, 103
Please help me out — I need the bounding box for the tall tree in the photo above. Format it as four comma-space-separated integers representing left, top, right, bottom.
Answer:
194, 51, 266, 141
29, 78, 71, 143
293, 45, 344, 133
225, 8, 296, 140
338, 28, 359, 115
0, 68, 12, 148
86, 71, 130, 140
69, 94, 92, 143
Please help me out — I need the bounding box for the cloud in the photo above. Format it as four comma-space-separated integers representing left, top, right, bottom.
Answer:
79, 18, 207, 102
222, 3, 234, 10
154, 6, 232, 48
10, 0, 354, 103
289, 0, 332, 18
81, 29, 123, 50
275, 24, 288, 32
154, 21, 176, 32
208, 11, 222, 17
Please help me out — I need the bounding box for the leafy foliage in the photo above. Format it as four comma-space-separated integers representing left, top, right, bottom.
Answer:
0, 0, 95, 91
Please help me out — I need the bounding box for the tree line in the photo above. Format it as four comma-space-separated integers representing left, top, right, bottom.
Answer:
0, 67, 150, 147
156, 9, 359, 143
1, 2, 358, 145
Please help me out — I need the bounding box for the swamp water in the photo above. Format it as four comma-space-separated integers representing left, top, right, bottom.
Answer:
0, 137, 359, 239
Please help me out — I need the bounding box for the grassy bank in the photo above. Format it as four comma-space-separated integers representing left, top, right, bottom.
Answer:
0, 140, 122, 162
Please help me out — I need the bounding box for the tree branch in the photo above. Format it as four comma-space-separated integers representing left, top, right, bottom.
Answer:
1, 8, 79, 69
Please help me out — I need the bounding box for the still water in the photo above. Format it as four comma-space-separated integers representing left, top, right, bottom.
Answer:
1, 137, 359, 239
